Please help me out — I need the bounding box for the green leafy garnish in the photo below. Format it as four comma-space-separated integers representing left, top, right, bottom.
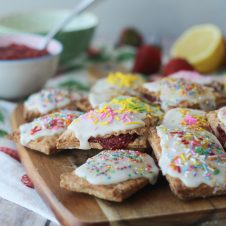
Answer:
0, 129, 8, 137
116, 52, 135, 62
59, 80, 90, 92
0, 111, 4, 123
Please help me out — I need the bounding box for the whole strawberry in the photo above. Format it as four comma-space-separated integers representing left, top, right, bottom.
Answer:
133, 45, 161, 75
163, 58, 194, 76
86, 47, 102, 59
116, 27, 143, 48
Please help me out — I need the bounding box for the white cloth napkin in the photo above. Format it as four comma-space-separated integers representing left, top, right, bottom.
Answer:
0, 100, 58, 224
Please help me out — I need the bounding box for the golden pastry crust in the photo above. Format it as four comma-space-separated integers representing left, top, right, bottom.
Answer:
75, 97, 93, 112
215, 96, 226, 108
137, 86, 160, 102
207, 110, 226, 148
57, 118, 154, 150
206, 80, 225, 95
24, 101, 80, 122
148, 127, 226, 200
60, 172, 148, 202
138, 85, 226, 111
57, 127, 149, 150
10, 130, 62, 155
137, 86, 200, 109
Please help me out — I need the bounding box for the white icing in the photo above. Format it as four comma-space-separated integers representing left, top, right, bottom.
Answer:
143, 81, 161, 93
75, 149, 159, 185
20, 110, 82, 145
170, 71, 226, 85
70, 91, 87, 101
109, 95, 163, 119
218, 107, 226, 127
24, 88, 82, 114
89, 78, 116, 107
162, 108, 207, 129
68, 104, 146, 149
157, 125, 226, 188
68, 96, 163, 150
143, 78, 216, 111
89, 73, 143, 107
170, 71, 213, 85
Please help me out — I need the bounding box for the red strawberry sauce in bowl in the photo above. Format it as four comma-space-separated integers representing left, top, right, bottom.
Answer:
0, 43, 49, 60
0, 33, 63, 99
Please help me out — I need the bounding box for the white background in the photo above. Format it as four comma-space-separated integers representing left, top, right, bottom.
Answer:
0, 0, 225, 44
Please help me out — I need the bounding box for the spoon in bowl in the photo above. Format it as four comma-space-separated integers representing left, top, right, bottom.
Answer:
39, 0, 96, 50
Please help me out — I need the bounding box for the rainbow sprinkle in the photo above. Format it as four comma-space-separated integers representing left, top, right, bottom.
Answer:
157, 78, 216, 110
39, 88, 71, 107
107, 72, 144, 87
72, 96, 163, 130
160, 126, 226, 184
110, 96, 163, 118
28, 110, 82, 135
75, 149, 158, 184
179, 109, 209, 130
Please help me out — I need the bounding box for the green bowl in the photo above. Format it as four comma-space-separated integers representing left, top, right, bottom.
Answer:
0, 10, 98, 64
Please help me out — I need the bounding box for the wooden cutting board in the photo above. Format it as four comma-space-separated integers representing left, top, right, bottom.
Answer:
12, 104, 226, 226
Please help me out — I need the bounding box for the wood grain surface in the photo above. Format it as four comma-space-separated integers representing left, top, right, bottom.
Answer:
11, 104, 226, 226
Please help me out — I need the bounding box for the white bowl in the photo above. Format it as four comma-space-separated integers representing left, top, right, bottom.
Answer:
0, 33, 63, 99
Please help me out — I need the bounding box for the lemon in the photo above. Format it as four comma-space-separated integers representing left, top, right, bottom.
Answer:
171, 24, 225, 73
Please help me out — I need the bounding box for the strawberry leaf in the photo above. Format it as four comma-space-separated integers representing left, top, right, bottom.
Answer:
0, 111, 4, 123
0, 129, 8, 137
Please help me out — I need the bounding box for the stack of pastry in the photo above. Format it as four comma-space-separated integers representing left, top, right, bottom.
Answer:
11, 71, 226, 202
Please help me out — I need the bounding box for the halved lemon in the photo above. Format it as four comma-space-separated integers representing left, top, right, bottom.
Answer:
171, 24, 225, 73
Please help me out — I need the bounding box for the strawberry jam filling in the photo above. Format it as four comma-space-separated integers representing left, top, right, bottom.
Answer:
0, 44, 49, 60
88, 134, 138, 149
217, 125, 226, 144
